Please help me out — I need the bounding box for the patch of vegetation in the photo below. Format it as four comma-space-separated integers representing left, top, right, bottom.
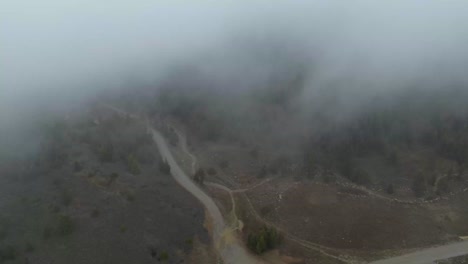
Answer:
91, 208, 100, 218
44, 214, 75, 239
158, 250, 169, 261
73, 161, 83, 172
270, 155, 291, 176
0, 245, 17, 261
247, 226, 281, 254
436, 177, 450, 195
322, 172, 336, 183
98, 143, 114, 163
57, 214, 75, 236
257, 165, 267, 178
24, 242, 35, 253
159, 158, 170, 175
107, 172, 119, 185
119, 225, 127, 233
123, 190, 135, 202
412, 175, 427, 197
193, 168, 205, 185
126, 154, 141, 175
207, 167, 217, 176
218, 159, 229, 169
61, 189, 73, 207
337, 157, 371, 185
0, 218, 8, 241
185, 238, 193, 246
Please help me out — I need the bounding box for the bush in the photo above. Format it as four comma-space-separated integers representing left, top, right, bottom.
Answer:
159, 159, 171, 175
219, 159, 229, 169
412, 176, 426, 197
107, 173, 119, 185
25, 242, 35, 253
207, 167, 217, 176
126, 154, 141, 175
43, 214, 75, 238
257, 165, 267, 178
98, 144, 114, 163
436, 177, 450, 195
185, 238, 193, 246
73, 161, 83, 172
193, 168, 205, 184
158, 251, 169, 261
61, 190, 73, 207
57, 214, 75, 236
247, 226, 280, 254
123, 190, 135, 202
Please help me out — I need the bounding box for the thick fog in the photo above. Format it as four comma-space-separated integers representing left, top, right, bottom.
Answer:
2, 0, 468, 152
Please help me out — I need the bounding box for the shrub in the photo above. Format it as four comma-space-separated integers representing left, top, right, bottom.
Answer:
124, 190, 135, 202
126, 154, 141, 175
207, 167, 217, 176
57, 214, 75, 236
193, 168, 205, 184
73, 161, 83, 172
159, 159, 171, 175
257, 165, 267, 178
219, 160, 229, 169
412, 175, 426, 197
61, 190, 73, 207
185, 238, 193, 246
25, 242, 35, 253
247, 226, 280, 254
43, 226, 53, 240
158, 251, 169, 261
98, 144, 114, 163
436, 177, 450, 195
107, 173, 119, 185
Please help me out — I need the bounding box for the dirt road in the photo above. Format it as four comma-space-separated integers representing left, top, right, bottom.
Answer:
369, 240, 468, 264
151, 128, 263, 264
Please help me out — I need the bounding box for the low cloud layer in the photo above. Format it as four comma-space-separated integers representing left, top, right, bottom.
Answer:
2, 0, 468, 141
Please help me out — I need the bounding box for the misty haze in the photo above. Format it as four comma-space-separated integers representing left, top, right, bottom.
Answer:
2, 1, 468, 264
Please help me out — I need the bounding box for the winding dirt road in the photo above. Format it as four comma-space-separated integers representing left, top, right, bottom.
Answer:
150, 128, 263, 264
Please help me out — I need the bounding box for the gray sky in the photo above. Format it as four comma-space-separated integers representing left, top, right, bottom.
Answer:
2, 0, 468, 128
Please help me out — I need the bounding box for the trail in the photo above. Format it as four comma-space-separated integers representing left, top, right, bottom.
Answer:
104, 106, 262, 264
150, 128, 263, 264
